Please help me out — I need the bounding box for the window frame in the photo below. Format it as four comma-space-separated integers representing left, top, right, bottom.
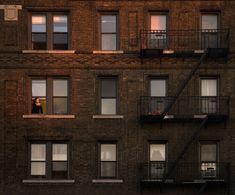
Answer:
29, 77, 70, 115
28, 141, 69, 179
98, 142, 117, 179
98, 76, 118, 115
29, 12, 69, 50
99, 12, 119, 51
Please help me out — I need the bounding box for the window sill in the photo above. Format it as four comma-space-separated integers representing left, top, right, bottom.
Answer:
93, 50, 124, 54
92, 179, 123, 183
22, 114, 75, 119
22, 50, 76, 54
92, 115, 124, 119
22, 179, 75, 184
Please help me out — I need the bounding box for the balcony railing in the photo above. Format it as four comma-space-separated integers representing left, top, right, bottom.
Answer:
139, 162, 229, 183
140, 96, 229, 121
140, 29, 229, 52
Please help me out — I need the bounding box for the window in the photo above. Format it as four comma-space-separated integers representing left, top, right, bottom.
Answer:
99, 143, 117, 178
99, 77, 117, 115
30, 142, 68, 179
200, 78, 218, 114
201, 13, 219, 48
101, 14, 118, 50
200, 143, 217, 178
31, 13, 68, 50
149, 78, 166, 114
149, 13, 167, 49
149, 143, 166, 179
31, 78, 69, 114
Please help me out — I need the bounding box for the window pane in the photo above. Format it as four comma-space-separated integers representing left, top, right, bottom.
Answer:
31, 162, 46, 175
53, 144, 67, 161
150, 80, 166, 97
53, 15, 68, 32
32, 80, 46, 97
32, 15, 46, 32
53, 162, 67, 171
151, 15, 167, 30
53, 33, 68, 50
101, 15, 116, 33
201, 79, 217, 96
53, 80, 68, 96
53, 98, 68, 114
101, 162, 116, 177
101, 144, 116, 161
201, 144, 217, 162
202, 15, 218, 30
101, 99, 116, 115
101, 34, 116, 50
31, 144, 46, 161
150, 144, 166, 161
101, 79, 116, 97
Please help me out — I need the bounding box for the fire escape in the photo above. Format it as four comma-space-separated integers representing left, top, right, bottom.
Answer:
139, 29, 230, 194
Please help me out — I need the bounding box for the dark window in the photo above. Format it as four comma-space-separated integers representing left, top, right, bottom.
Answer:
31, 13, 68, 50
100, 77, 117, 115
99, 143, 117, 178
101, 14, 118, 50
31, 78, 68, 114
30, 142, 68, 179
200, 143, 217, 178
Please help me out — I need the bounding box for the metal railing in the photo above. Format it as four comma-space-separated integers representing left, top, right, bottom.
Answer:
140, 96, 229, 118
139, 162, 229, 182
140, 29, 229, 51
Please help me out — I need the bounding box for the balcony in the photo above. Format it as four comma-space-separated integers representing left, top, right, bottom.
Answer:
140, 29, 229, 58
139, 96, 229, 123
139, 162, 229, 184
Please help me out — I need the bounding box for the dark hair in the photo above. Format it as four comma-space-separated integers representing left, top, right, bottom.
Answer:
32, 97, 39, 105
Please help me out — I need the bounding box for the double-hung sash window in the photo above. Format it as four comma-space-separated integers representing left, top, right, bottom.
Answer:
101, 14, 118, 50
100, 78, 117, 115
100, 143, 117, 178
31, 14, 68, 50
30, 142, 68, 179
31, 78, 69, 114
149, 143, 166, 179
200, 143, 217, 178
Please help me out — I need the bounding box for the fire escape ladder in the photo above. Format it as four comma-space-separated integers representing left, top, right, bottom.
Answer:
161, 53, 207, 119
164, 116, 208, 181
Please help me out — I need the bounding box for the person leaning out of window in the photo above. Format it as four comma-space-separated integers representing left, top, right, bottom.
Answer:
32, 97, 43, 114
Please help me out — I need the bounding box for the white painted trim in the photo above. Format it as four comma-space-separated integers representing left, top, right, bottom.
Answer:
0, 5, 22, 9
22, 179, 75, 184
22, 50, 76, 54
194, 50, 205, 54
92, 179, 123, 183
92, 115, 124, 119
163, 50, 174, 54
23, 115, 75, 119
93, 50, 124, 54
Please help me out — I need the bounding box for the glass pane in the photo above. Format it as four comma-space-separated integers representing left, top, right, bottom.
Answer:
101, 34, 116, 50
53, 33, 68, 50
201, 144, 217, 162
32, 80, 46, 97
31, 162, 46, 175
150, 80, 166, 97
53, 144, 67, 161
53, 15, 68, 32
101, 99, 116, 115
150, 162, 165, 179
31, 144, 46, 161
32, 15, 46, 32
101, 79, 116, 97
150, 144, 166, 161
101, 15, 116, 33
202, 15, 218, 30
53, 80, 68, 96
53, 98, 68, 114
151, 15, 167, 30
201, 79, 217, 96
101, 162, 116, 177
31, 97, 46, 114
101, 144, 116, 161
52, 162, 67, 171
